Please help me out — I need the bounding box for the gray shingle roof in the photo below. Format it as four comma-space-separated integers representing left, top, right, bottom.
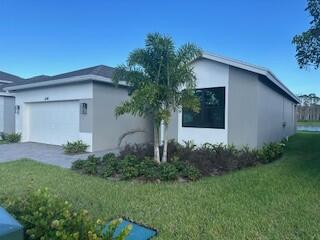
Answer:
6, 65, 115, 88
28, 75, 51, 81
0, 71, 23, 82
0, 71, 24, 91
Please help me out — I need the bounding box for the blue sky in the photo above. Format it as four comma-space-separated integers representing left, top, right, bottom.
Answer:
0, 0, 319, 95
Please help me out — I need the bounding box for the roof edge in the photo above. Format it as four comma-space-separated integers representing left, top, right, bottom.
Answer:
0, 92, 14, 97
0, 80, 13, 84
201, 52, 300, 104
4, 74, 127, 91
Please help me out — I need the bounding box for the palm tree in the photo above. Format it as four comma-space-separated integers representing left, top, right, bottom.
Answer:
113, 33, 202, 163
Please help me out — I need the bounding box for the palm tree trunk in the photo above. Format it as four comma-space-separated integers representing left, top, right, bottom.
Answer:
161, 124, 168, 163
153, 122, 160, 163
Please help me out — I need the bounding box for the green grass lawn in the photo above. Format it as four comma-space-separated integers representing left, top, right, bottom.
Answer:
297, 120, 320, 126
0, 133, 320, 239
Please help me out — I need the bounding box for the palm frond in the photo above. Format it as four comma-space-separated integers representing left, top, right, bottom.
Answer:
177, 43, 202, 64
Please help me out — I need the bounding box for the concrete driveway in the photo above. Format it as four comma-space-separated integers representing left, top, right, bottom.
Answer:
0, 142, 118, 168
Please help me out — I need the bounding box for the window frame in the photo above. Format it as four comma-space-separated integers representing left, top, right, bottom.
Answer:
182, 87, 226, 129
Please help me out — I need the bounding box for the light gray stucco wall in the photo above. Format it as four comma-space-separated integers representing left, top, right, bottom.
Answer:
0, 96, 15, 134
228, 67, 297, 148
3, 96, 15, 133
92, 82, 153, 151
256, 80, 296, 146
79, 99, 93, 133
0, 96, 4, 133
228, 66, 259, 148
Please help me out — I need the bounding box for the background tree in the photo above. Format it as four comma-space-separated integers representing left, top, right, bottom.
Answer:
292, 0, 320, 69
298, 93, 320, 106
112, 33, 202, 163
296, 93, 320, 121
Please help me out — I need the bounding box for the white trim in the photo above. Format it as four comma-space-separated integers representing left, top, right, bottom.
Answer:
0, 80, 13, 84
3, 74, 127, 91
0, 92, 14, 97
202, 52, 300, 103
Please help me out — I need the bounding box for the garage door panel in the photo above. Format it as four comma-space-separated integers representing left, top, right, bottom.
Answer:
28, 101, 80, 145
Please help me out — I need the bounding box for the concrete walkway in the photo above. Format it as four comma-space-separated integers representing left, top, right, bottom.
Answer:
0, 142, 118, 168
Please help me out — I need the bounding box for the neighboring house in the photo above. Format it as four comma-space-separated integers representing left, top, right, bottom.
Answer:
3, 53, 300, 151
0, 71, 24, 134
4, 66, 153, 152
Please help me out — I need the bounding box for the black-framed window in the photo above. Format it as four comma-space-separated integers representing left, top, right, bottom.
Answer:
182, 87, 225, 129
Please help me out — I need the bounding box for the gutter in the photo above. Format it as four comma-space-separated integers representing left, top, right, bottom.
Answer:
0, 80, 13, 84
0, 92, 14, 97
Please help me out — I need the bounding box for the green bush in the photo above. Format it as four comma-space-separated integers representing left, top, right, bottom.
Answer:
1, 188, 131, 240
71, 159, 87, 170
71, 141, 285, 182
258, 142, 285, 163
181, 165, 202, 181
82, 155, 101, 175
139, 158, 160, 181
101, 153, 119, 178
1, 132, 21, 143
170, 157, 187, 171
159, 163, 179, 181
119, 155, 141, 179
235, 146, 260, 169
119, 140, 286, 177
63, 140, 88, 154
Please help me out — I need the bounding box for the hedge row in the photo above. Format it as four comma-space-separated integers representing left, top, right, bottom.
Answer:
72, 140, 285, 182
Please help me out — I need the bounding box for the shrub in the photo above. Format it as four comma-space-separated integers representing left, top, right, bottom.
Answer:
101, 153, 119, 178
82, 155, 100, 175
1, 132, 21, 143
159, 163, 179, 181
182, 140, 197, 151
119, 144, 154, 160
258, 142, 285, 163
119, 155, 141, 179
235, 146, 260, 169
1, 188, 131, 240
169, 156, 185, 170
0, 132, 6, 141
71, 141, 285, 182
181, 165, 202, 181
120, 141, 182, 162
139, 158, 160, 181
71, 159, 87, 170
63, 140, 88, 154
204, 144, 238, 173
103, 218, 132, 240
172, 141, 285, 175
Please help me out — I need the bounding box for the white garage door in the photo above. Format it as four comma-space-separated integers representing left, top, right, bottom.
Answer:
28, 101, 80, 145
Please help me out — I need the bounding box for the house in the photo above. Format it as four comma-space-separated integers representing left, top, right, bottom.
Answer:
4, 66, 153, 151
4, 53, 299, 151
0, 71, 24, 134
167, 53, 300, 148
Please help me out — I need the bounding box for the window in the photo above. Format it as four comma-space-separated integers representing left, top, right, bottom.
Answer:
182, 87, 225, 129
